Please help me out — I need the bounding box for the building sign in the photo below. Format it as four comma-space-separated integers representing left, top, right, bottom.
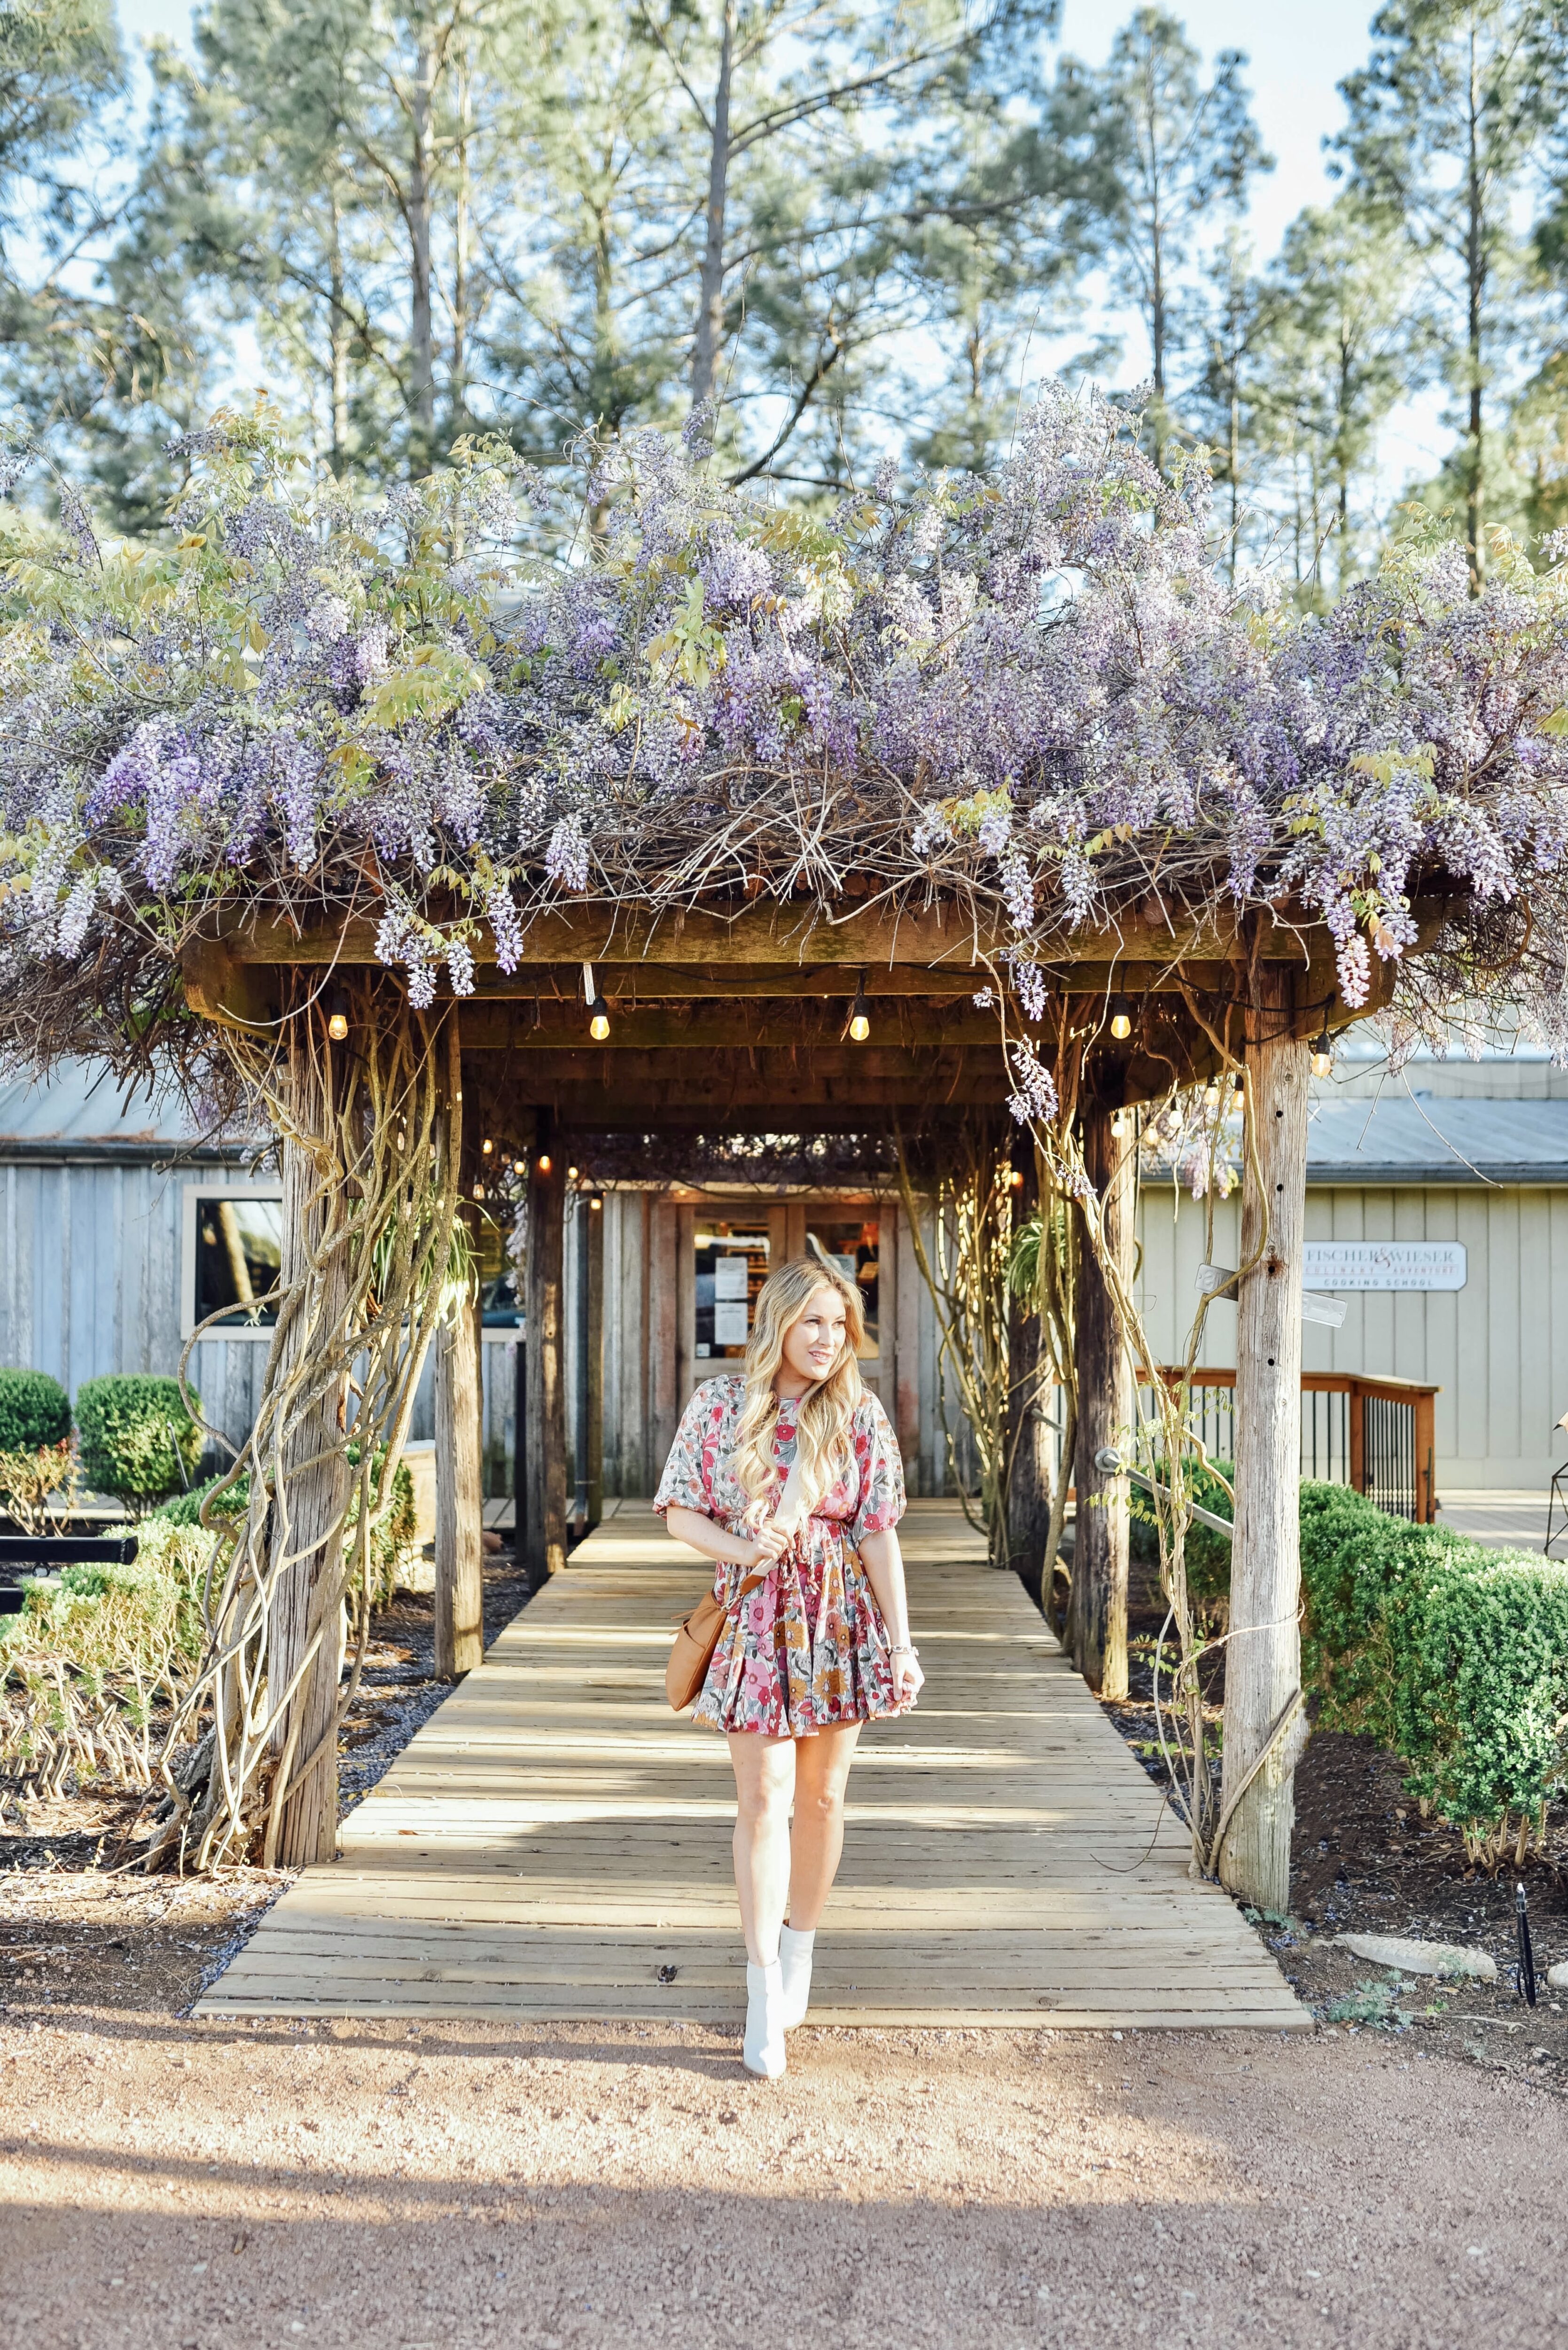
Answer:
1302, 1240, 1467, 1292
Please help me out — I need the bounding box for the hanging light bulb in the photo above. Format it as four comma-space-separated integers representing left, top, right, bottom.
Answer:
1007, 1166, 1025, 1191
537, 1152, 553, 1175
481, 1136, 493, 1156
567, 1164, 579, 1180
1110, 1108, 1130, 1140
1203, 1077, 1221, 1111
1311, 1029, 1334, 1080
849, 979, 871, 1043
513, 1158, 526, 1175
588, 995, 611, 1041
1108, 993, 1132, 1041
590, 1193, 603, 1213
1232, 1071, 1246, 1104
327, 987, 349, 1043
472, 1180, 484, 1201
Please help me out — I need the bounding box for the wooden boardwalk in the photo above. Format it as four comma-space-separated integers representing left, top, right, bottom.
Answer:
198, 1503, 1306, 2030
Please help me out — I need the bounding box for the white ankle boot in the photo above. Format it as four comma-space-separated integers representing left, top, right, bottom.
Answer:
779, 1924, 816, 2029
743, 1959, 786, 2077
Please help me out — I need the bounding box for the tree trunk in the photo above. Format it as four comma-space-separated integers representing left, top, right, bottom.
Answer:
409, 41, 437, 457
1218, 967, 1310, 1911
1007, 1147, 1053, 1604
1465, 35, 1485, 592
434, 1262, 484, 1678
689, 0, 736, 408
328, 189, 350, 473
1070, 1099, 1132, 1699
525, 1152, 568, 1588
266, 1017, 351, 1869
451, 41, 472, 434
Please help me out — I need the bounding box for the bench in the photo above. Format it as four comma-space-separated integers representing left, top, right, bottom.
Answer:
0, 1534, 139, 1614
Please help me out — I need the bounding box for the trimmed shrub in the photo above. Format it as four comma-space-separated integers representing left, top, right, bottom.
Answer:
0, 1370, 70, 1453
74, 1375, 203, 1506
1163, 1475, 1568, 1862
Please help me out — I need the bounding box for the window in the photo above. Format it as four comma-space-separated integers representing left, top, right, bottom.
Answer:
806, 1218, 879, 1357
183, 1187, 283, 1336
695, 1223, 769, 1360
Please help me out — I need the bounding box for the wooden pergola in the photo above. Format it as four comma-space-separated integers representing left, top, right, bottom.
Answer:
184, 891, 1408, 1910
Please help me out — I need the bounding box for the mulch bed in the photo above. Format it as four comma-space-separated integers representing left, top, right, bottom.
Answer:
1084, 1551, 1568, 2086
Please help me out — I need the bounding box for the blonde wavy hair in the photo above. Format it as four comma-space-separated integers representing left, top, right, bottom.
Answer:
732, 1254, 865, 1523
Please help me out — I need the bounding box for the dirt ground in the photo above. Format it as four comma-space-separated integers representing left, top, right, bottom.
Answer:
8, 1551, 1568, 2346
4, 1989, 1568, 2350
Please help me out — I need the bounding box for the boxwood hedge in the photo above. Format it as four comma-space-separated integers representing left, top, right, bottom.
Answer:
0, 1369, 70, 1453
74, 1375, 203, 1505
1175, 1476, 1568, 1860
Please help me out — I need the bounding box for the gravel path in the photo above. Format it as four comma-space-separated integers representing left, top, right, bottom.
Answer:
3, 2001, 1567, 2350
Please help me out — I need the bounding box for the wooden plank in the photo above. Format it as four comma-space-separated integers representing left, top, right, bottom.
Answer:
197, 1502, 1307, 2032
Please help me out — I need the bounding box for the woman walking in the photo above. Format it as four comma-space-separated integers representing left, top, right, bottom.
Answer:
655, 1255, 922, 2078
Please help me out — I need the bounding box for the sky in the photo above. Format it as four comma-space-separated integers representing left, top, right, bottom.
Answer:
103, 0, 1447, 483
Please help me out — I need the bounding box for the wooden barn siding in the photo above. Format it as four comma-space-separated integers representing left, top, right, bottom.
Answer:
0, 1159, 269, 1463
1134, 1181, 1568, 1490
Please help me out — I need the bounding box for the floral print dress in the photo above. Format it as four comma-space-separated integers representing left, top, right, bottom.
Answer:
654, 1374, 909, 1735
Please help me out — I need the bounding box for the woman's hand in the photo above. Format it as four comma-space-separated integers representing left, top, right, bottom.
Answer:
742, 1520, 794, 1569
890, 1644, 923, 1705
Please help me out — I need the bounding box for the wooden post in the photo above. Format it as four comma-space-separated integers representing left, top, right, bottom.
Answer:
1415, 1387, 1436, 1523
267, 1014, 351, 1869
1007, 1145, 1053, 1603
525, 1145, 568, 1587
1070, 1099, 1133, 1698
1219, 968, 1310, 1912
434, 1226, 485, 1678
586, 1191, 604, 1530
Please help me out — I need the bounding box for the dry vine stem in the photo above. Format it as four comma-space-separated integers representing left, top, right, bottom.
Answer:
151, 977, 462, 1872
999, 998, 1276, 1875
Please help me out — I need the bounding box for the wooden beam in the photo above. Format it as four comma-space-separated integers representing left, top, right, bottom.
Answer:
433, 1298, 485, 1676
1218, 967, 1311, 1912
1069, 1101, 1134, 1700
217, 900, 1302, 973
454, 1000, 1005, 1051
268, 1017, 350, 1868
524, 1152, 568, 1588
445, 958, 1241, 1002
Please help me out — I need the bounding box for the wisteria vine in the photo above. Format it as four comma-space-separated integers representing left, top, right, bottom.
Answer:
0, 385, 1566, 1080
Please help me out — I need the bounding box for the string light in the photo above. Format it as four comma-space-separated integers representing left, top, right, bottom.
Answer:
537, 1153, 553, 1175
513, 1158, 526, 1175
327, 987, 349, 1043
849, 979, 871, 1043
567, 1164, 579, 1180
590, 1194, 603, 1213
481, 1136, 493, 1156
1232, 1071, 1245, 1104
1311, 1030, 1334, 1079
588, 995, 611, 1041
1108, 993, 1132, 1041
1007, 1167, 1025, 1191
1203, 1077, 1221, 1110
471, 1181, 484, 1201
1110, 1109, 1130, 1139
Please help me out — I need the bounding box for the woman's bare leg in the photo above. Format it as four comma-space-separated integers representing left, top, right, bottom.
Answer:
787, 1722, 861, 1931
727, 1732, 795, 1964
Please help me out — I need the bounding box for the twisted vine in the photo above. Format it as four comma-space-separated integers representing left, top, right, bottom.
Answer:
149, 977, 463, 1872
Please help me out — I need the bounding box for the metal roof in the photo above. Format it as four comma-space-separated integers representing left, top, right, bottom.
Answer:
1306, 1095, 1568, 1185
0, 1060, 255, 1165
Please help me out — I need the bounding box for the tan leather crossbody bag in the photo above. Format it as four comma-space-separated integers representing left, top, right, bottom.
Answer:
665, 1455, 807, 1713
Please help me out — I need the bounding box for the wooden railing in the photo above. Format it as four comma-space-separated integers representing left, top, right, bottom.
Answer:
1138, 1370, 1441, 1525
